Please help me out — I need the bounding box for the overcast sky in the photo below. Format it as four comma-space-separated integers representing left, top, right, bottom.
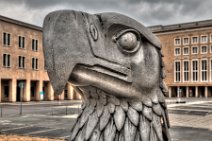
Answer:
1, 0, 212, 27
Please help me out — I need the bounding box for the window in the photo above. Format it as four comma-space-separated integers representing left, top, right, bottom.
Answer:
210, 45, 212, 53
201, 60, 207, 81
18, 36, 25, 48
192, 46, 198, 54
3, 54, 11, 67
183, 47, 189, 55
210, 60, 212, 81
183, 61, 189, 82
201, 35, 208, 43
175, 61, 181, 82
32, 58, 38, 70
192, 60, 198, 82
201, 46, 208, 54
175, 48, 181, 56
18, 56, 25, 68
174, 38, 181, 46
32, 39, 38, 51
183, 37, 189, 45
192, 36, 198, 44
210, 34, 212, 43
3, 32, 11, 46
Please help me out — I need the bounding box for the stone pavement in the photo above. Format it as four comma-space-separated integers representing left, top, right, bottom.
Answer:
0, 99, 212, 141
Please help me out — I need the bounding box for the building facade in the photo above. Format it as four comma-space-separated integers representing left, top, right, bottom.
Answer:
150, 20, 212, 98
0, 15, 80, 102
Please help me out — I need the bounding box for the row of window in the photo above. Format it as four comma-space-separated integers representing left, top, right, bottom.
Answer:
3, 32, 38, 51
174, 35, 212, 46
175, 45, 212, 56
3, 54, 38, 70
174, 59, 212, 82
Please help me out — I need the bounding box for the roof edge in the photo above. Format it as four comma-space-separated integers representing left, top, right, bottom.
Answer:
0, 15, 42, 31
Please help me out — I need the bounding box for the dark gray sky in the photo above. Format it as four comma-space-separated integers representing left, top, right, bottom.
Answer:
1, 0, 212, 27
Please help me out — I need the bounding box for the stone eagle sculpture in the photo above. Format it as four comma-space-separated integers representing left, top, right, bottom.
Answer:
43, 10, 171, 141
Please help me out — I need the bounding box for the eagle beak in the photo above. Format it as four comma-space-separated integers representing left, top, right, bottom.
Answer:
43, 10, 97, 95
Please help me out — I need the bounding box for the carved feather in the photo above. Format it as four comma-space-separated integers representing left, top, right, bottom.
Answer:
114, 106, 126, 131
143, 105, 153, 121
129, 101, 143, 112
85, 112, 99, 140
104, 119, 116, 141
107, 103, 115, 114
150, 123, 158, 141
135, 131, 141, 141
120, 100, 128, 111
70, 120, 80, 141
127, 107, 139, 126
108, 96, 120, 105
89, 126, 101, 141
153, 104, 162, 116
79, 105, 94, 128
143, 97, 153, 107
124, 118, 137, 141
96, 101, 104, 117
152, 114, 163, 141
100, 106, 111, 131
139, 115, 150, 141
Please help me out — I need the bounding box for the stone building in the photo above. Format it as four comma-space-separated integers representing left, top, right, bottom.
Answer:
0, 15, 80, 102
149, 20, 212, 98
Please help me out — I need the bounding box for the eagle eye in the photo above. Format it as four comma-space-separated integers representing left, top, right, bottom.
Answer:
113, 29, 141, 53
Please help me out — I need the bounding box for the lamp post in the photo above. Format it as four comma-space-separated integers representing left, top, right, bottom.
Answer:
18, 81, 25, 115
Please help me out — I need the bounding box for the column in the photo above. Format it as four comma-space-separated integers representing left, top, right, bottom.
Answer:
59, 91, 64, 100
0, 80, 1, 102
168, 87, 172, 98
195, 86, 198, 98
205, 86, 208, 98
47, 83, 54, 101
67, 83, 74, 100
23, 79, 30, 102
186, 86, 189, 98
36, 80, 43, 101
9, 78, 17, 102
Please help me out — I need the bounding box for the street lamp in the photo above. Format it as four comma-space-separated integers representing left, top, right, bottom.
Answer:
18, 81, 25, 115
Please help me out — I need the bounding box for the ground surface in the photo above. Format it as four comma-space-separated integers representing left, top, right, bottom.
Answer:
0, 134, 64, 141
0, 99, 212, 141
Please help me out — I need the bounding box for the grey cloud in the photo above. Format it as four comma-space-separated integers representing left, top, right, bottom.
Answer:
0, 0, 212, 27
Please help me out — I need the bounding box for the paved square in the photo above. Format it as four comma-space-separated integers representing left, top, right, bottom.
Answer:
0, 99, 212, 141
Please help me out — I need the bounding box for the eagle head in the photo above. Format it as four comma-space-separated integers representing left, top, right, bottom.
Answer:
43, 10, 170, 141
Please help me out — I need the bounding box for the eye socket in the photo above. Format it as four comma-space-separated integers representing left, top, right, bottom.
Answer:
113, 29, 141, 53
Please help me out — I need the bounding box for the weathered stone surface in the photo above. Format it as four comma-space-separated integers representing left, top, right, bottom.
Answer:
43, 10, 170, 141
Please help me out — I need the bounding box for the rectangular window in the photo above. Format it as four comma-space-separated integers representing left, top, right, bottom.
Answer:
175, 48, 181, 56
211, 60, 212, 81
201, 60, 207, 81
3, 32, 11, 46
183, 47, 189, 55
183, 61, 189, 82
192, 60, 198, 82
201, 35, 208, 43
3, 54, 11, 67
18, 36, 25, 48
210, 59, 212, 81
18, 56, 25, 68
174, 38, 181, 46
210, 45, 212, 53
32, 39, 38, 51
192, 36, 198, 44
192, 46, 198, 54
201, 46, 208, 54
175, 61, 181, 82
183, 37, 189, 45
210, 34, 212, 43
32, 58, 38, 70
